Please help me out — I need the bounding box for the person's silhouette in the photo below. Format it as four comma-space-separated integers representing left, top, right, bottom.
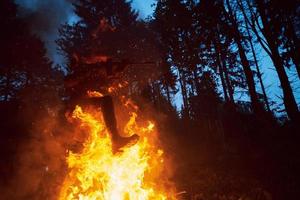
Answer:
65, 56, 139, 153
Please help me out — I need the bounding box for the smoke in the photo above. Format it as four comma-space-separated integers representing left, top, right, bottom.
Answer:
0, 93, 71, 199
14, 0, 156, 65
15, 0, 78, 64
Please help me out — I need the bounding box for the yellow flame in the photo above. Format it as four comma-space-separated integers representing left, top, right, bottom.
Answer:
59, 104, 176, 200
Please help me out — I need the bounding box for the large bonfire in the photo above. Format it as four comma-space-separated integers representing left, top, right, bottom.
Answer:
58, 91, 177, 199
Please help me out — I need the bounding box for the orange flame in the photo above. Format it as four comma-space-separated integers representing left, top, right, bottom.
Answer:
107, 81, 129, 94
59, 101, 176, 199
87, 90, 104, 97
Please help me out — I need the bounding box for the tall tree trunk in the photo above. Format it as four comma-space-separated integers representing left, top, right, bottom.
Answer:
214, 28, 235, 103
243, 13, 271, 112
255, 0, 299, 121
249, 39, 271, 112
236, 38, 262, 113
193, 67, 199, 95
214, 40, 229, 102
165, 84, 172, 106
271, 48, 299, 120
225, 0, 262, 114
219, 63, 229, 102
222, 59, 235, 103
178, 68, 189, 116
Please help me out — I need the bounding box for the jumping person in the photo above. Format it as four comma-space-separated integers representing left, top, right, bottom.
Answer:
65, 55, 139, 153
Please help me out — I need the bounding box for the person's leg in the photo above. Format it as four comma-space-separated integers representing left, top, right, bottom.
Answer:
99, 95, 120, 141
88, 95, 139, 153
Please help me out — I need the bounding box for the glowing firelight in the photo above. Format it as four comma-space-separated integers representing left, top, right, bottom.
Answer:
58, 101, 176, 199
87, 90, 104, 97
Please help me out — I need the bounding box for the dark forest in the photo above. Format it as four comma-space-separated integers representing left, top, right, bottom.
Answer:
0, 0, 300, 199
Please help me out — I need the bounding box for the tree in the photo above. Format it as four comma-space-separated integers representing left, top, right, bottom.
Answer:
222, 0, 264, 114
189, 71, 221, 120
240, 0, 299, 121
154, 0, 195, 117
0, 0, 61, 104
58, 0, 161, 101
154, 0, 266, 118
268, 0, 300, 79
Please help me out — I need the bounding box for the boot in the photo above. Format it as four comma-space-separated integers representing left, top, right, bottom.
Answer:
111, 134, 139, 154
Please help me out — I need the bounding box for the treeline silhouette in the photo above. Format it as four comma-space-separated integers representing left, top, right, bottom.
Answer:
0, 0, 299, 199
